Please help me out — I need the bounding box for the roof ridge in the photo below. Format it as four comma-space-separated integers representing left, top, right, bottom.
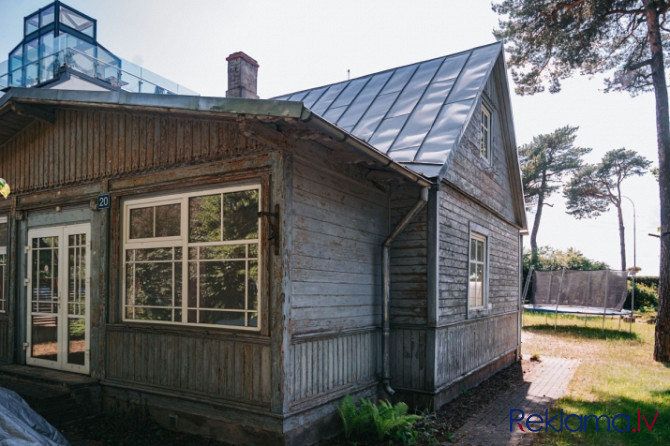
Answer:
272, 41, 503, 100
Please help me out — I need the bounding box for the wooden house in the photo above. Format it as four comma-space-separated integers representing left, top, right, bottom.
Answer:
0, 7, 527, 442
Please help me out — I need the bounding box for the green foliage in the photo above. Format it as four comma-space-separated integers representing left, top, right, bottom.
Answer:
523, 246, 609, 277
563, 148, 651, 219
625, 280, 659, 311
492, 1, 667, 96
337, 395, 421, 445
520, 125, 590, 208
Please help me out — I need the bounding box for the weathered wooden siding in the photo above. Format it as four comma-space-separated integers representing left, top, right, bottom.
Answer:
290, 330, 378, 407
288, 147, 388, 406
105, 327, 272, 406
389, 185, 428, 326
0, 108, 266, 194
443, 77, 517, 224
435, 312, 517, 387
438, 187, 520, 324
389, 328, 427, 390
290, 150, 388, 335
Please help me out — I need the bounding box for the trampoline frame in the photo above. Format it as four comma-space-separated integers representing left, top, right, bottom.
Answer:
521, 267, 634, 331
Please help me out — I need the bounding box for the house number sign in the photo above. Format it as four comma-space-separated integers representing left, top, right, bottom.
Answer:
97, 193, 111, 210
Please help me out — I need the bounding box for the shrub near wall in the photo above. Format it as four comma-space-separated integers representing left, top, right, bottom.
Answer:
625, 278, 659, 311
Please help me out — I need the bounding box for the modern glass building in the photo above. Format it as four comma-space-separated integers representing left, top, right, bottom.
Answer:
0, 1, 196, 95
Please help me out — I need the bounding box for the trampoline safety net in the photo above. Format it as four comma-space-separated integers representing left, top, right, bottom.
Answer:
531, 270, 628, 312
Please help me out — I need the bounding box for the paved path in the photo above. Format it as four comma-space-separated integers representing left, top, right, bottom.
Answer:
447, 356, 579, 446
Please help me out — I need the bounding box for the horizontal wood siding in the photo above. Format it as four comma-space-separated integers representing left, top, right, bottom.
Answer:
290, 330, 378, 406
443, 78, 517, 224
0, 109, 266, 194
290, 151, 388, 335
435, 312, 517, 387
438, 187, 520, 324
106, 328, 272, 406
389, 328, 426, 390
389, 186, 428, 325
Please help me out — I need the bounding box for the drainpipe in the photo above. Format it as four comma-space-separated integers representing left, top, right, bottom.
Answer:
382, 186, 429, 395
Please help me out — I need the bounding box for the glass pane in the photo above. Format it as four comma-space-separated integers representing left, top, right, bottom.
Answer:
135, 247, 174, 261
248, 313, 258, 327
476, 239, 484, 262
31, 315, 57, 361
68, 235, 86, 317
470, 239, 477, 261
41, 6, 55, 27
133, 307, 172, 321
195, 261, 246, 310
25, 14, 39, 35
189, 194, 221, 242
133, 262, 174, 307
33, 244, 58, 313
198, 310, 245, 326
129, 207, 153, 239
193, 245, 245, 260
249, 260, 258, 310
223, 190, 259, 240
67, 318, 85, 365
60, 6, 94, 37
155, 204, 180, 237
0, 221, 7, 247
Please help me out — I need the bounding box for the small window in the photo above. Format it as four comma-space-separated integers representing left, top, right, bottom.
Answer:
468, 232, 487, 308
123, 185, 261, 330
481, 105, 491, 163
0, 216, 7, 313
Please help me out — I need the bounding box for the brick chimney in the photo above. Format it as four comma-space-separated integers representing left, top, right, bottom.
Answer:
226, 51, 259, 99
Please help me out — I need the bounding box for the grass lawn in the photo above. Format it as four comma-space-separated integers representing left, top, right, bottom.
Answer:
522, 311, 669, 446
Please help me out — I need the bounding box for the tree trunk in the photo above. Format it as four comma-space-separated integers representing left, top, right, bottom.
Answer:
530, 173, 547, 266
616, 202, 627, 271
644, 2, 670, 362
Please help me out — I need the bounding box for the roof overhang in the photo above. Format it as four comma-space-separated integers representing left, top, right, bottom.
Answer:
0, 88, 432, 188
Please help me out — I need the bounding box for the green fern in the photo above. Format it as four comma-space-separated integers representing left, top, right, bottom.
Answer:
336, 395, 421, 443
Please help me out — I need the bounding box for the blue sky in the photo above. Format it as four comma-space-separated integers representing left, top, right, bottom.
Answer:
0, 0, 661, 274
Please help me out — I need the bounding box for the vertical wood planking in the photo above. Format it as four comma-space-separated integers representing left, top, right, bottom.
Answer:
105, 328, 271, 405
289, 330, 378, 404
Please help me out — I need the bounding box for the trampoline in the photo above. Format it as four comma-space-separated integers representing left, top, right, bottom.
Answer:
522, 269, 632, 330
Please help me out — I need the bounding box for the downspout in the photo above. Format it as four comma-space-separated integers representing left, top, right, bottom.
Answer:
382, 186, 429, 395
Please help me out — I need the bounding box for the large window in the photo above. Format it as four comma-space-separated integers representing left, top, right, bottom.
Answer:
480, 105, 491, 163
123, 185, 261, 330
468, 232, 487, 308
0, 216, 6, 313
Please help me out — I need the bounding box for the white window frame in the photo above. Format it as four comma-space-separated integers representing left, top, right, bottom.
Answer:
481, 104, 491, 164
468, 229, 489, 310
122, 183, 262, 331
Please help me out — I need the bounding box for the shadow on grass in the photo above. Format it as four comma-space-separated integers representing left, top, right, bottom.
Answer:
523, 324, 640, 341
537, 395, 666, 445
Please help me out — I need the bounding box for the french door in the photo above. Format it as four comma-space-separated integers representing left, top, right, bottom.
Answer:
26, 224, 90, 374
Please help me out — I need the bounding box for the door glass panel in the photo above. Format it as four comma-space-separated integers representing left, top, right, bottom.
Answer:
31, 235, 59, 362
68, 318, 85, 365
67, 233, 86, 366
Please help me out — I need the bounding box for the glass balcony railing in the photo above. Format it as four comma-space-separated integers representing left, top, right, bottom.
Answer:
0, 35, 197, 96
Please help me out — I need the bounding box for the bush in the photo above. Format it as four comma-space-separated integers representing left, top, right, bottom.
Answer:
337, 395, 421, 445
624, 280, 659, 311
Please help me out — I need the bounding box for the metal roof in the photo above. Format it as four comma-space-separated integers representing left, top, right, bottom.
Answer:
274, 42, 503, 178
